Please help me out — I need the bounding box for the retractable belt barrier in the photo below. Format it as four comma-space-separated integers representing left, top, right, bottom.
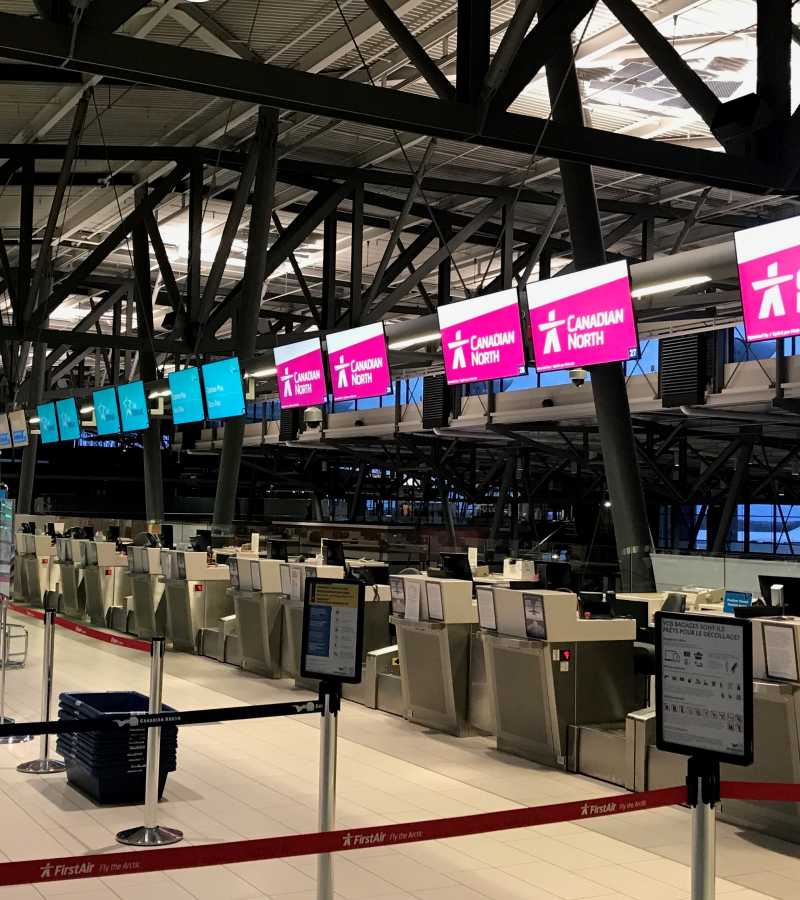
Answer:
0, 781, 794, 888
9, 604, 150, 654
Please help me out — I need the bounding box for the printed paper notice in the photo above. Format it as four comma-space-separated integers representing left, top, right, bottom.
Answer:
763, 622, 800, 682
426, 582, 444, 621
304, 582, 360, 678
404, 580, 421, 621
477, 587, 496, 630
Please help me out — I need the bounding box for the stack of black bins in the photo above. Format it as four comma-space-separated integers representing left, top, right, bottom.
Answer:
57, 692, 178, 805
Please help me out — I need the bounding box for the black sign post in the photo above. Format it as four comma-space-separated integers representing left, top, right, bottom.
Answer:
655, 612, 753, 900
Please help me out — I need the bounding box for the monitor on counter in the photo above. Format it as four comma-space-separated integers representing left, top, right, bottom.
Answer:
93, 386, 121, 436
118, 380, 150, 433
758, 575, 800, 614
323, 539, 345, 568
267, 539, 289, 562
440, 552, 473, 584
37, 402, 60, 444
0, 414, 11, 451
539, 560, 572, 590
201, 357, 245, 420
8, 410, 28, 448
168, 366, 205, 425
56, 397, 80, 442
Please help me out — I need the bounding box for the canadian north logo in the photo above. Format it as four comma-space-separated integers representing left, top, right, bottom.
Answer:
447, 327, 517, 370
280, 367, 321, 399
539, 307, 626, 354
751, 260, 798, 320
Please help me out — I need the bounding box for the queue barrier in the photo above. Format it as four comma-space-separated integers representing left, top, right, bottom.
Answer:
9, 603, 151, 653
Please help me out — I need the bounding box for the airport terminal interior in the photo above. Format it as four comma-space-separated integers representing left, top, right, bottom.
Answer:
4, 0, 800, 897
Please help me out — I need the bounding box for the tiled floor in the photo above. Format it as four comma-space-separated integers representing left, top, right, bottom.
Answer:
0, 612, 793, 900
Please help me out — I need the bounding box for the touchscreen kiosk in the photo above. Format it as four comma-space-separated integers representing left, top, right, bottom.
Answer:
301, 578, 365, 683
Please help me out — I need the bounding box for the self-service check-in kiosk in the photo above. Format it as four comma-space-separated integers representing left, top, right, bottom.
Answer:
18, 531, 59, 608
56, 537, 85, 618
160, 550, 231, 653
127, 546, 165, 639
480, 587, 643, 769
79, 540, 130, 627
390, 574, 477, 736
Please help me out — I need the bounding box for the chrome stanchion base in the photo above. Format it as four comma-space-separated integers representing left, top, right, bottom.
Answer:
16, 758, 66, 774
116, 825, 183, 847
0, 717, 32, 745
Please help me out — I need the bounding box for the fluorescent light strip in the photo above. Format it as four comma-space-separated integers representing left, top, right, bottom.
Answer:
388, 332, 441, 351
29, 417, 40, 424
79, 406, 94, 414
631, 275, 711, 298
246, 366, 277, 378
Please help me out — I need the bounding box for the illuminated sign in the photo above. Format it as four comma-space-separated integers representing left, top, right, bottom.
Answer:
201, 357, 245, 419
274, 338, 327, 409
735, 215, 800, 343
56, 398, 80, 441
93, 387, 121, 436
437, 289, 527, 385
0, 415, 11, 451
37, 403, 60, 444
8, 411, 28, 448
168, 367, 205, 425
117, 381, 150, 433
325, 323, 392, 402
527, 260, 638, 372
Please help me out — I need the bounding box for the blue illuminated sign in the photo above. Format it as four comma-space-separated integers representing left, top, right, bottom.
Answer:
168, 367, 205, 425
37, 403, 60, 444
94, 387, 121, 436
118, 381, 150, 433
56, 398, 80, 442
201, 357, 245, 420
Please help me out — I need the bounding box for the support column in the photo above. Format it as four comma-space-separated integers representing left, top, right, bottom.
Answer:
212, 107, 278, 531
542, 1, 655, 590
489, 455, 514, 548
17, 337, 45, 515
711, 441, 752, 553
441, 478, 457, 548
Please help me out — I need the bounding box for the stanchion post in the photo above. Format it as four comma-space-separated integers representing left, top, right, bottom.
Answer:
18, 609, 64, 772
0, 603, 32, 745
117, 637, 183, 847
688, 756, 719, 900
317, 681, 340, 900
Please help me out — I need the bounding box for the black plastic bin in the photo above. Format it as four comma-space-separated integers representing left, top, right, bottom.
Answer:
58, 691, 178, 805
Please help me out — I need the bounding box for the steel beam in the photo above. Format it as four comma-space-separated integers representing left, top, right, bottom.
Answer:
456, 0, 491, 103
322, 213, 338, 331
186, 158, 204, 331
271, 213, 321, 329
350, 183, 364, 325
711, 440, 752, 553
757, 0, 792, 122
143, 210, 183, 321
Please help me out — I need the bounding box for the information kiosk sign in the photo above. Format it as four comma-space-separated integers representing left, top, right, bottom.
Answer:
301, 578, 364, 684
655, 612, 753, 766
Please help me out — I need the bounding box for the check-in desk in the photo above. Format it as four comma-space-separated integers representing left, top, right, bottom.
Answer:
390, 574, 477, 736
79, 540, 130, 627
482, 587, 642, 769
56, 537, 85, 618
160, 550, 231, 653
127, 546, 165, 639
18, 533, 58, 608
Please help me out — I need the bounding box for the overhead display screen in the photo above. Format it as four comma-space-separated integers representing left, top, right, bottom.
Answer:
437, 289, 527, 386
118, 380, 150, 433
201, 357, 245, 420
8, 410, 28, 448
93, 387, 121, 436
527, 260, 639, 372
734, 215, 800, 343
325, 323, 392, 403
56, 398, 80, 442
37, 403, 60, 444
0, 415, 11, 451
168, 367, 205, 425
274, 338, 327, 409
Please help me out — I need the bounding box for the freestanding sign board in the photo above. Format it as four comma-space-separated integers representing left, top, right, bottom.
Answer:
655, 612, 753, 766
437, 289, 527, 385
734, 215, 800, 343
274, 338, 328, 410
0, 499, 14, 603
325, 323, 392, 403
301, 578, 365, 684
526, 260, 639, 372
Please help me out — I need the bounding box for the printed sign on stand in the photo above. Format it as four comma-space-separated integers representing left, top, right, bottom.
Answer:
437, 290, 527, 385
0, 499, 14, 602
734, 215, 800, 343
527, 260, 639, 372
274, 338, 328, 410
326, 323, 392, 403
301, 578, 365, 683
655, 612, 753, 765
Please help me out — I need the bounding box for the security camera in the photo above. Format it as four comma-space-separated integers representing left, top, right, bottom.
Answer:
569, 368, 587, 387
303, 407, 323, 429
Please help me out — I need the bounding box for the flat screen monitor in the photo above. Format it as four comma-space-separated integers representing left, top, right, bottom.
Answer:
323, 539, 345, 567
267, 539, 289, 562
579, 591, 613, 619
56, 397, 80, 441
168, 367, 205, 425
8, 410, 28, 448
193, 529, 212, 552
662, 592, 687, 613
93, 386, 121, 436
440, 552, 473, 584
161, 524, 174, 550
610, 596, 649, 636
0, 414, 11, 451
201, 357, 245, 420
37, 402, 60, 444
758, 575, 800, 614
540, 560, 572, 590
118, 380, 150, 433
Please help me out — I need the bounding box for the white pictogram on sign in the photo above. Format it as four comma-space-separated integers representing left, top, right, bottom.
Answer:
752, 261, 794, 320
280, 373, 294, 397
335, 354, 349, 389
448, 330, 469, 370
539, 309, 565, 354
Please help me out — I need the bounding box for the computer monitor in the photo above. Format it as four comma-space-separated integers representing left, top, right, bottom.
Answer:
82, 525, 95, 540
662, 592, 687, 613
267, 539, 289, 562
107, 525, 120, 542
323, 539, 346, 567
160, 524, 174, 550
758, 575, 800, 614
193, 529, 212, 552
540, 560, 572, 590
440, 552, 473, 584
579, 591, 613, 619
610, 596, 649, 636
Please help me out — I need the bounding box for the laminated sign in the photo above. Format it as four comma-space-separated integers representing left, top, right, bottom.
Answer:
301, 578, 364, 683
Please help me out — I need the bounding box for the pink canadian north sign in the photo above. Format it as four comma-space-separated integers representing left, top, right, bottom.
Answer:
734, 215, 800, 343
437, 289, 527, 385
326, 323, 392, 402
273, 337, 328, 409
527, 260, 638, 372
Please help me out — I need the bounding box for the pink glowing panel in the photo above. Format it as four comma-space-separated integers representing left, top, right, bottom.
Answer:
735, 216, 800, 343
527, 260, 638, 373
273, 337, 328, 409
326, 323, 392, 402
437, 289, 527, 385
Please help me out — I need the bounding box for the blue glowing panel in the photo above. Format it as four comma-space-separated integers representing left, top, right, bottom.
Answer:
93, 387, 121, 436
118, 381, 150, 433
0, 415, 11, 451
168, 367, 205, 424
56, 398, 80, 442
201, 357, 245, 420
37, 403, 59, 444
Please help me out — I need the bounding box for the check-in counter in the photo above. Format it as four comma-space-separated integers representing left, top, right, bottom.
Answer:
481, 586, 643, 768
390, 574, 477, 736
127, 546, 166, 639
160, 550, 231, 653
56, 537, 85, 618
78, 540, 130, 627
18, 532, 58, 608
